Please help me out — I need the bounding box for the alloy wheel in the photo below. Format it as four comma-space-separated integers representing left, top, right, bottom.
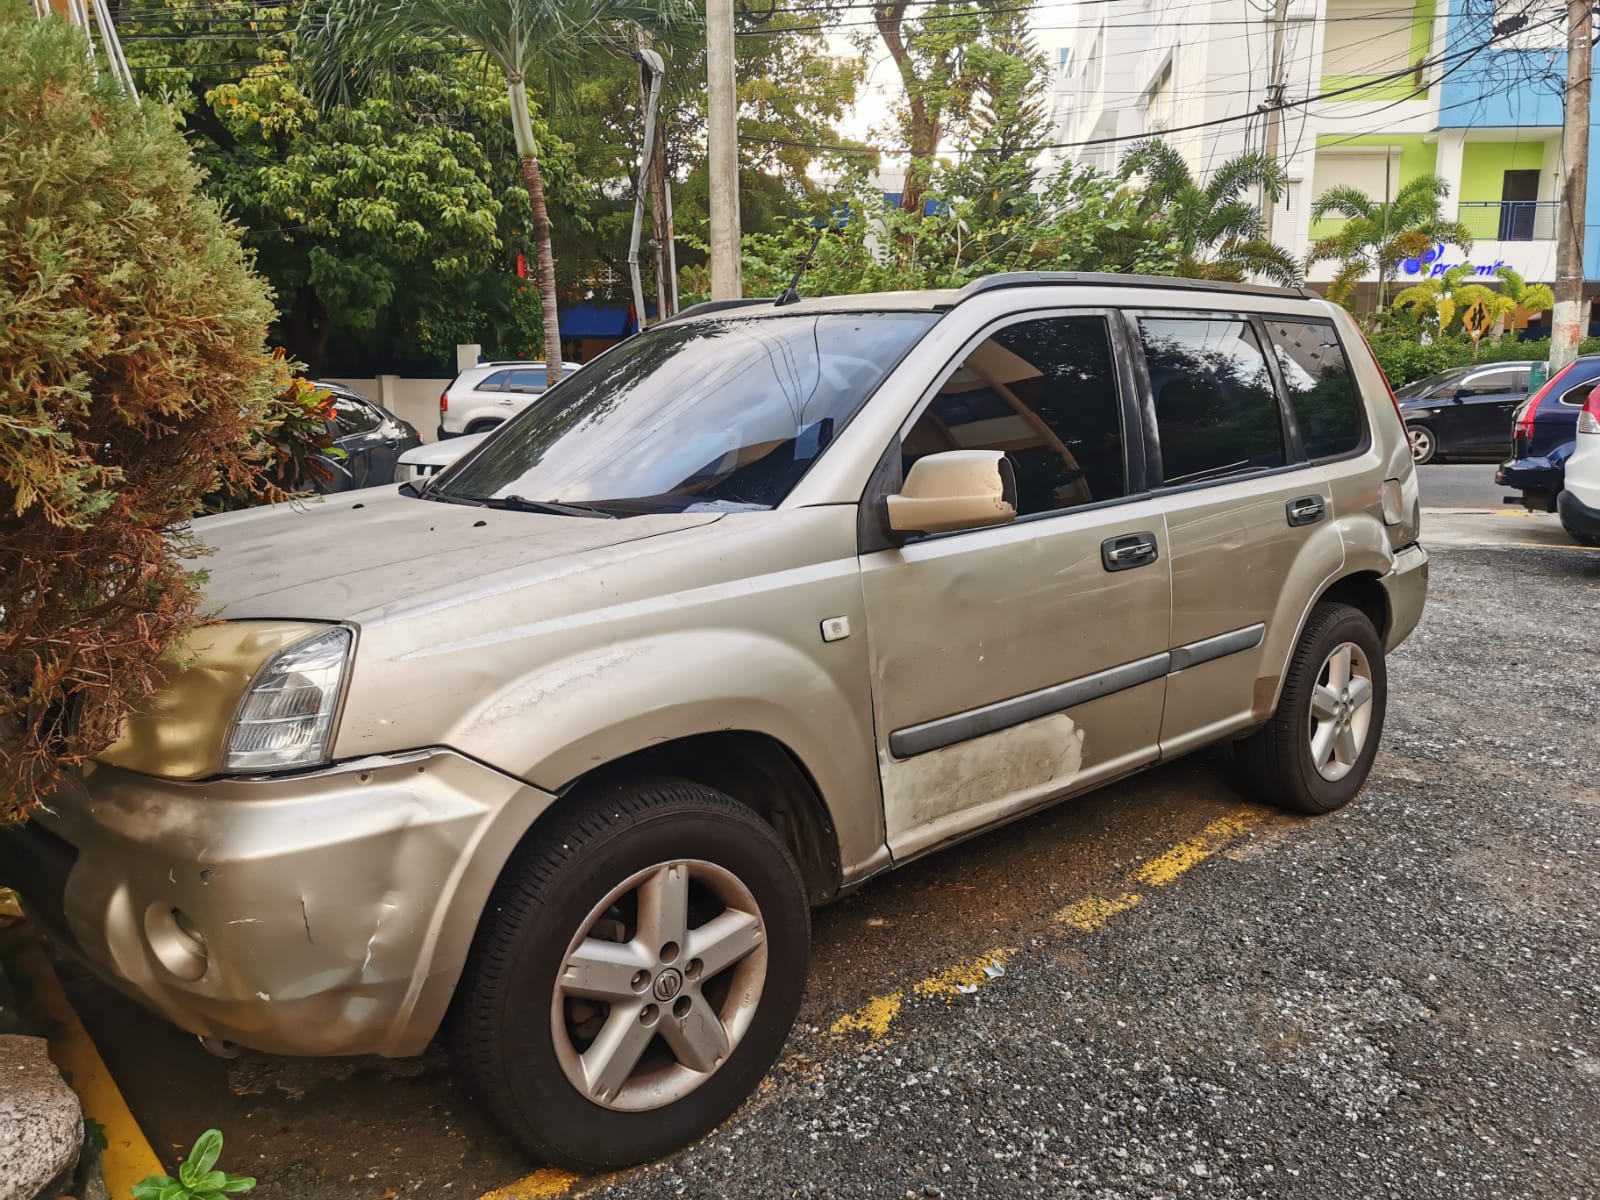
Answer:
1308, 641, 1375, 782
550, 859, 767, 1111
1408, 427, 1434, 463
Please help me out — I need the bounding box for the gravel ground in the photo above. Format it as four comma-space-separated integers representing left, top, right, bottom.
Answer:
57, 537, 1600, 1199
575, 544, 1600, 1200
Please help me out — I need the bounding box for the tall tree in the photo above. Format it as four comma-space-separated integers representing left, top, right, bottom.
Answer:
1120, 140, 1301, 286
306, 0, 693, 382
1306, 174, 1473, 309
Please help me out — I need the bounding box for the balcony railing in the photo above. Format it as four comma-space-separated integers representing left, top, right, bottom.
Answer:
1457, 200, 1559, 242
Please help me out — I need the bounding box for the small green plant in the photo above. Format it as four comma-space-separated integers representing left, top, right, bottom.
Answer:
132, 1129, 255, 1200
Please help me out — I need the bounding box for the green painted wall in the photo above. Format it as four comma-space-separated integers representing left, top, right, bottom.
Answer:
1309, 135, 1440, 238
1458, 141, 1546, 202
1319, 0, 1437, 99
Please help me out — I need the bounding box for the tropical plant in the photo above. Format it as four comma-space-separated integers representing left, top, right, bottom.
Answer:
132, 1129, 255, 1199
305, 0, 694, 383
1118, 140, 1301, 286
1, 2, 281, 818
1392, 263, 1555, 350
1306, 173, 1474, 309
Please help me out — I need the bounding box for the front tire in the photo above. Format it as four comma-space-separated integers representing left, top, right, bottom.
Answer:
1236, 603, 1388, 815
451, 779, 810, 1169
1407, 423, 1439, 464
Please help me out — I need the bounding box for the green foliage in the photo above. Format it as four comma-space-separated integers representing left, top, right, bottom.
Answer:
1119, 140, 1300, 285
1307, 174, 1474, 307
0, 2, 281, 816
1365, 333, 1600, 387
205, 367, 338, 512
132, 1129, 255, 1200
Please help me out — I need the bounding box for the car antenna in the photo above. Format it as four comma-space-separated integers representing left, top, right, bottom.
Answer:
775, 226, 825, 307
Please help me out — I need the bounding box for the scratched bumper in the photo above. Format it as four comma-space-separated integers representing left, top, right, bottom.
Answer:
0, 750, 555, 1057
1379, 541, 1429, 651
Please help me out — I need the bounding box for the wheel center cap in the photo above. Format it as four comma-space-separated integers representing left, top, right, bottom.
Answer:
652, 968, 683, 1002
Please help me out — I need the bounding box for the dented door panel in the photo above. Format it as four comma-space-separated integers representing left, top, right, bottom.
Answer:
860, 496, 1173, 861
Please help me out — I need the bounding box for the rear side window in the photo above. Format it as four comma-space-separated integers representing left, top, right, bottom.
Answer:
506, 368, 548, 392
1457, 370, 1519, 397
1263, 319, 1363, 460
1137, 316, 1286, 485
903, 315, 1126, 517
478, 370, 511, 390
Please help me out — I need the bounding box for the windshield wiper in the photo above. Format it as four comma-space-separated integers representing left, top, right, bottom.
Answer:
477, 494, 618, 519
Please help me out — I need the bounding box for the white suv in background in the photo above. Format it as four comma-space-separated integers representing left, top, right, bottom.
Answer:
1558, 390, 1600, 547
438, 360, 553, 438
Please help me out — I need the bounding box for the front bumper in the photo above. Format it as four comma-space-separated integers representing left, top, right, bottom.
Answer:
0, 750, 556, 1057
1379, 541, 1429, 651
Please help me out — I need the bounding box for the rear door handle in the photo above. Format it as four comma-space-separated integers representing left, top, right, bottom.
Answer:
1101, 531, 1159, 572
1287, 495, 1326, 527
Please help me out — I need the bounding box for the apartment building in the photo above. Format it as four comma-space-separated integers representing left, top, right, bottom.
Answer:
1055, 0, 1599, 303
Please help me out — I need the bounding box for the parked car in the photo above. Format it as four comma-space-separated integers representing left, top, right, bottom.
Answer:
313, 383, 422, 491
438, 359, 585, 439
1557, 388, 1600, 546
1497, 355, 1600, 512
395, 431, 486, 484
1394, 361, 1536, 464
0, 274, 1427, 1170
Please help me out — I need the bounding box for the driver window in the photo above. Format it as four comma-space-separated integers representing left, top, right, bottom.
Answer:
903, 316, 1127, 516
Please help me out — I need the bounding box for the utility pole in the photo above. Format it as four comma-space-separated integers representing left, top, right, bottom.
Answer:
1260, 0, 1290, 242
1551, 0, 1592, 370
706, 0, 742, 299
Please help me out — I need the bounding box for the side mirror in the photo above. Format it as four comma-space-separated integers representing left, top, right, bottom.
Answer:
886, 450, 1018, 538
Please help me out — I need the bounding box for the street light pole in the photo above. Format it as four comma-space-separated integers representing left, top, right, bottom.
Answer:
1550, 0, 1591, 371
706, 0, 742, 299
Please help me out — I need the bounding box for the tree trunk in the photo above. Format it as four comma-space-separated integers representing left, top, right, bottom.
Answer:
507, 74, 562, 381
875, 2, 940, 219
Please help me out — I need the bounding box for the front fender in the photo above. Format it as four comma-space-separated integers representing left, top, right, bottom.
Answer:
452, 629, 884, 882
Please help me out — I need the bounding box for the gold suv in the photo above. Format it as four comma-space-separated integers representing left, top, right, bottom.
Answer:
1, 274, 1427, 1168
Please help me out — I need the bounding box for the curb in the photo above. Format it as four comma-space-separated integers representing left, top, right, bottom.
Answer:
0, 920, 164, 1199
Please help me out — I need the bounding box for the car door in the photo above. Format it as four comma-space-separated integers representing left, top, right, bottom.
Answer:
1453, 367, 1527, 452
858, 311, 1173, 862
328, 394, 385, 487
1127, 311, 1339, 756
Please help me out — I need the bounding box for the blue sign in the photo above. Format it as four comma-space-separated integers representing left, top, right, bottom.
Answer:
1401, 243, 1506, 279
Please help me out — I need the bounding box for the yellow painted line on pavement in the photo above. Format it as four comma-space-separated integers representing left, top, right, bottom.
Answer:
829, 990, 902, 1038
1054, 891, 1142, 931
1512, 540, 1600, 552
478, 1167, 585, 1199
1132, 811, 1265, 887
2, 929, 165, 1197
912, 947, 1016, 1001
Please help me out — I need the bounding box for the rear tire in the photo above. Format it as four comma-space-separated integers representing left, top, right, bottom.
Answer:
464, 419, 504, 436
1236, 603, 1388, 815
451, 779, 810, 1169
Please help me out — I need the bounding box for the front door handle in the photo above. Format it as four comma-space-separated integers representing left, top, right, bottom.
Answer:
1101, 531, 1159, 572
1287, 495, 1326, 527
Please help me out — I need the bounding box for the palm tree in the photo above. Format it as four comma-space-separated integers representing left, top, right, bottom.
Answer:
1306, 173, 1473, 311
308, 0, 691, 382
1119, 140, 1300, 286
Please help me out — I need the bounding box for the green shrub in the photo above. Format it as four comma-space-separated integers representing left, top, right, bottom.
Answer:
0, 3, 282, 817
1365, 334, 1600, 388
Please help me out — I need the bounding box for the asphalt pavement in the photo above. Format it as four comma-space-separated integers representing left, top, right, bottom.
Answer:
54, 508, 1600, 1200
1415, 462, 1508, 510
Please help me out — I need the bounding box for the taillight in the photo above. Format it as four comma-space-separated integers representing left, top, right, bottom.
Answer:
440, 391, 449, 413
1521, 365, 1573, 438
1580, 391, 1600, 435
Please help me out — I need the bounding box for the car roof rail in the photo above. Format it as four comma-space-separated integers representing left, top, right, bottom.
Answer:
949, 271, 1311, 302
659, 298, 776, 325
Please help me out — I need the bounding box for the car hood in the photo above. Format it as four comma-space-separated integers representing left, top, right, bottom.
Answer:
400, 433, 487, 467
189, 487, 721, 622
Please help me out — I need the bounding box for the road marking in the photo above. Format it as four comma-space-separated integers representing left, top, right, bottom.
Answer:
829, 991, 902, 1038
1, 929, 165, 1197
1511, 540, 1600, 552
1055, 892, 1142, 931
1133, 811, 1266, 887
478, 1168, 584, 1199
912, 948, 1016, 1001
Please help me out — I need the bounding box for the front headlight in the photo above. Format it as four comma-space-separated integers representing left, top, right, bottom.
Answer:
223, 626, 353, 772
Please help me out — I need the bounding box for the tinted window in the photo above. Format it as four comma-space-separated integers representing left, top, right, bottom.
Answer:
437, 312, 938, 511
330, 396, 380, 436
1263, 320, 1363, 460
1457, 370, 1519, 397
506, 368, 548, 392
1138, 316, 1286, 485
903, 316, 1125, 517
478, 370, 511, 391
1561, 380, 1597, 406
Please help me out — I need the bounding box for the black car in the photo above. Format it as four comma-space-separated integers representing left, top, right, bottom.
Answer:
314, 383, 423, 491
1394, 361, 1536, 463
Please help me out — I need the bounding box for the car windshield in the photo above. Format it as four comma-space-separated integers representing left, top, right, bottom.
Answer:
1395, 369, 1468, 399
433, 311, 939, 512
